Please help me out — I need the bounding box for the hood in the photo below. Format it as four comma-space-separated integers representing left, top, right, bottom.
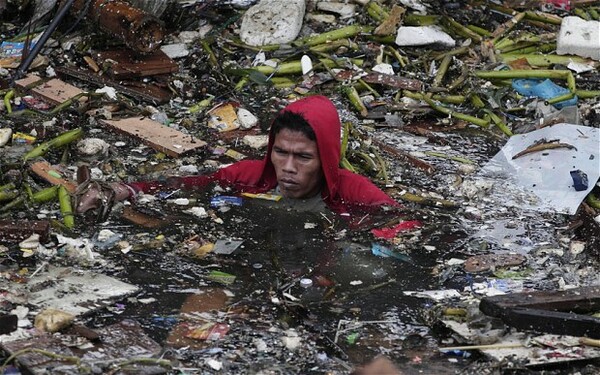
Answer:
260, 95, 341, 200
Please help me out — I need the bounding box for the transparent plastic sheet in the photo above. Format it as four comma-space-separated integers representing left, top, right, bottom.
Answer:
478, 123, 600, 215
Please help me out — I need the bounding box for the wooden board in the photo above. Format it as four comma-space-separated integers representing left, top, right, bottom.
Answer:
100, 117, 206, 157
56, 66, 173, 104
15, 74, 86, 105
95, 49, 179, 79
0, 220, 50, 243
480, 286, 600, 339
30, 161, 77, 193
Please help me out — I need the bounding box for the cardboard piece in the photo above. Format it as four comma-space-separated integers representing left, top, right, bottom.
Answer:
100, 117, 206, 157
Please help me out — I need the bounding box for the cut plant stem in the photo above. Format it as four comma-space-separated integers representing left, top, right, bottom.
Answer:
524, 10, 562, 25
250, 58, 363, 76
357, 79, 380, 97
474, 69, 576, 91
4, 89, 14, 114
58, 185, 74, 229
546, 92, 575, 105
23, 128, 83, 161
441, 16, 482, 42
343, 86, 368, 117
433, 46, 470, 61
422, 96, 489, 127
576, 90, 600, 98
483, 109, 513, 136
491, 12, 525, 43
433, 55, 452, 88
294, 25, 372, 47
498, 53, 592, 67
425, 151, 474, 164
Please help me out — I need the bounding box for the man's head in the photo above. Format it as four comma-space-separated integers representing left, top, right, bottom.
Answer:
270, 111, 324, 199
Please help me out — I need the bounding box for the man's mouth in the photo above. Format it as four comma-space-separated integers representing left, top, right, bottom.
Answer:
279, 178, 298, 189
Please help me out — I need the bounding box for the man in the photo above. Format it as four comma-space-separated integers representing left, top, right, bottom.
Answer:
76, 95, 398, 216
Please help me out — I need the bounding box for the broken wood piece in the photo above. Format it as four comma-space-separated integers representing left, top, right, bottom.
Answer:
94, 49, 178, 79
15, 74, 86, 106
362, 72, 423, 91
121, 206, 170, 228
480, 286, 600, 339
55, 66, 172, 104
371, 138, 435, 175
30, 161, 77, 193
99, 117, 206, 157
0, 220, 50, 243
464, 253, 527, 273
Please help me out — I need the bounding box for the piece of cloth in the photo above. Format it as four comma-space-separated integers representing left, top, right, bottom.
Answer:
128, 95, 399, 214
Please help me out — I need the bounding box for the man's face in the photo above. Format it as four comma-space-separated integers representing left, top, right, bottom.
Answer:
271, 128, 324, 199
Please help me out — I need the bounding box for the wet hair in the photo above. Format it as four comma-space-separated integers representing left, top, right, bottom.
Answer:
270, 110, 316, 141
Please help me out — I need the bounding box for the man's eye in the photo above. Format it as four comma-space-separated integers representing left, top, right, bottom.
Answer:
298, 154, 312, 160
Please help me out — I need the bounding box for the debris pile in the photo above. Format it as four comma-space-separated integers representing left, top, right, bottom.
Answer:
1, 0, 599, 373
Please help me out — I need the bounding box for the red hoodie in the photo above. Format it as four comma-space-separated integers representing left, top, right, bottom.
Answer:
129, 95, 398, 214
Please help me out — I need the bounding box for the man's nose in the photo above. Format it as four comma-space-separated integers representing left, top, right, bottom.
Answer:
282, 155, 296, 173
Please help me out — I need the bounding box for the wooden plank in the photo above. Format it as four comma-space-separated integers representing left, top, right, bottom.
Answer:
56, 66, 172, 104
95, 49, 179, 79
15, 74, 86, 105
480, 287, 600, 338
99, 117, 206, 157
121, 206, 170, 228
504, 307, 600, 339
0, 220, 50, 243
480, 286, 600, 315
30, 161, 77, 193
362, 72, 423, 91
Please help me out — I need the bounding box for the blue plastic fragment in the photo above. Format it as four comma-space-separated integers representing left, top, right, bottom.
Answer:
210, 195, 243, 207
570, 169, 588, 191
371, 243, 413, 263
512, 78, 578, 109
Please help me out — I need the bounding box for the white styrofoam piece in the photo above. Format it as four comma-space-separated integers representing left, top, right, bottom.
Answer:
239, 0, 306, 46
26, 266, 139, 316
556, 16, 600, 60
395, 26, 455, 47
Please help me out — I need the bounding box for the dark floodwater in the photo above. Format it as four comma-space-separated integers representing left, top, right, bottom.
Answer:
78, 190, 470, 373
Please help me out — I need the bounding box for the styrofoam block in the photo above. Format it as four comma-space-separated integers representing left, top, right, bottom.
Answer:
556, 16, 600, 60
239, 0, 306, 46
395, 26, 455, 47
